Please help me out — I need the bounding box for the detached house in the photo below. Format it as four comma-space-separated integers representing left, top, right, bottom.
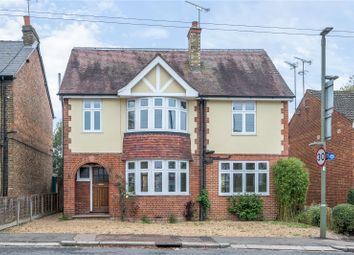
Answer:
0, 16, 54, 197
289, 90, 354, 207
59, 22, 294, 219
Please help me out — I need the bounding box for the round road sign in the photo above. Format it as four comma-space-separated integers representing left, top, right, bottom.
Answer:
316, 148, 326, 167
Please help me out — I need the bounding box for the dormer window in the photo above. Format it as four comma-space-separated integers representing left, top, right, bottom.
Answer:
127, 97, 187, 133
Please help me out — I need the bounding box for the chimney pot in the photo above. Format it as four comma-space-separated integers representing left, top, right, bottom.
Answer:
187, 21, 201, 70
24, 16, 30, 26
22, 16, 39, 46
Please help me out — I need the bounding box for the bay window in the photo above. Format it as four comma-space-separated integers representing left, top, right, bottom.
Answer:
219, 161, 269, 195
83, 100, 102, 132
126, 160, 189, 195
232, 101, 256, 134
127, 98, 187, 132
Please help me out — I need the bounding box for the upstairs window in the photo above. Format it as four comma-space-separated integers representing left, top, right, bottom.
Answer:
232, 101, 256, 135
127, 98, 187, 133
83, 100, 102, 132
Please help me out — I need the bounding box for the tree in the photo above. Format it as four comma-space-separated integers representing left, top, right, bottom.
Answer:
340, 75, 354, 91
53, 121, 63, 178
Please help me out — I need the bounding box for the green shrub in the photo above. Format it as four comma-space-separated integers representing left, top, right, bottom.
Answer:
141, 216, 151, 224
168, 215, 177, 224
197, 189, 211, 218
229, 195, 263, 221
273, 158, 309, 221
347, 190, 354, 205
297, 205, 332, 228
332, 204, 354, 235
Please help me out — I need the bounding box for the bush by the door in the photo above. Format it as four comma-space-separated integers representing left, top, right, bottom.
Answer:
229, 195, 263, 221
273, 158, 309, 221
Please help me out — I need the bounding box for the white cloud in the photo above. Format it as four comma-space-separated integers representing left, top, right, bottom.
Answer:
0, 17, 23, 40
40, 22, 105, 120
0, 0, 26, 8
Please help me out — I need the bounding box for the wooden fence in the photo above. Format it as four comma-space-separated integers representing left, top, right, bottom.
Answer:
0, 193, 59, 231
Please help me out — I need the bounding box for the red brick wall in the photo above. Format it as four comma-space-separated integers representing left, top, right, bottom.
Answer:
6, 49, 53, 196
75, 182, 90, 214
123, 132, 192, 160
289, 93, 354, 207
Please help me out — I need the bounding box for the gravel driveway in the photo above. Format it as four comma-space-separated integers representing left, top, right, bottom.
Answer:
4, 214, 341, 239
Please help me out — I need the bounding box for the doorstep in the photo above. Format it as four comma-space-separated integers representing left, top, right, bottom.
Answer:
72, 213, 111, 219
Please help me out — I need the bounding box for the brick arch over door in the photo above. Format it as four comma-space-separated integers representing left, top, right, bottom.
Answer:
63, 154, 124, 216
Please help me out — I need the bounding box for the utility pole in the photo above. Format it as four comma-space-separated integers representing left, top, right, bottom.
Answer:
294, 57, 312, 95
285, 61, 298, 110
319, 27, 333, 239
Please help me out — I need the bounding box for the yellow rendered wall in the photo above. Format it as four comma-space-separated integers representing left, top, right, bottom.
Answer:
68, 98, 124, 153
207, 101, 283, 154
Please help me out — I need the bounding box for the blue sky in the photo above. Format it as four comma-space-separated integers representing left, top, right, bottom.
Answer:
1, 0, 354, 123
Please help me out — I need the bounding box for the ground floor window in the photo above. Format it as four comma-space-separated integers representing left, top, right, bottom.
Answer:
126, 160, 189, 195
219, 161, 269, 196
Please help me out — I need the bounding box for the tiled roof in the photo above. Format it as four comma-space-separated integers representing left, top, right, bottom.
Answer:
308, 89, 354, 121
0, 41, 36, 77
59, 48, 294, 98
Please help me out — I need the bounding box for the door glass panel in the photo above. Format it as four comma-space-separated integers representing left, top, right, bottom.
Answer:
93, 167, 108, 183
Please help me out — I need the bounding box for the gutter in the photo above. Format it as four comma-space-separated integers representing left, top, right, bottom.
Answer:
0, 76, 8, 196
198, 98, 207, 221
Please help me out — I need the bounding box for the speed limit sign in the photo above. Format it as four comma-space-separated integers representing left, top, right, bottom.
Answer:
316, 148, 326, 167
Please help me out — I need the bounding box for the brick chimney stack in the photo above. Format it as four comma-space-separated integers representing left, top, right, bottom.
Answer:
187, 21, 201, 70
22, 16, 40, 46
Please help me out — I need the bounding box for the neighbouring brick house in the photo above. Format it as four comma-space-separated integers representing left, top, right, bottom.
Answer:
59, 21, 294, 220
289, 89, 354, 207
0, 16, 54, 197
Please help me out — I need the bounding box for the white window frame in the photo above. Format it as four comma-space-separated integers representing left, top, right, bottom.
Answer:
76, 166, 91, 181
218, 161, 269, 196
126, 160, 189, 196
232, 101, 256, 135
126, 97, 188, 133
83, 99, 102, 132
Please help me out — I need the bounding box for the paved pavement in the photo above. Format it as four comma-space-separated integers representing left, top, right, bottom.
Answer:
0, 233, 353, 252
0, 246, 350, 255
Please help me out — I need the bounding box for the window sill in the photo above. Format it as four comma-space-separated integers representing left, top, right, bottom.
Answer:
124, 131, 190, 136
231, 132, 257, 136
128, 193, 190, 197
82, 131, 103, 134
218, 193, 269, 197
76, 179, 90, 182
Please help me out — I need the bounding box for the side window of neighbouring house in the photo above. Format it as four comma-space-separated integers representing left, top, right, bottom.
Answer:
232, 101, 256, 134
83, 100, 102, 132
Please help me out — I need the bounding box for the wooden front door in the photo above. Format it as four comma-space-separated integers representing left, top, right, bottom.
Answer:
92, 166, 109, 213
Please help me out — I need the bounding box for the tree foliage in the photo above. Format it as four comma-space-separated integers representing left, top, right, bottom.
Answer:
273, 158, 309, 221
53, 121, 63, 178
340, 75, 354, 91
